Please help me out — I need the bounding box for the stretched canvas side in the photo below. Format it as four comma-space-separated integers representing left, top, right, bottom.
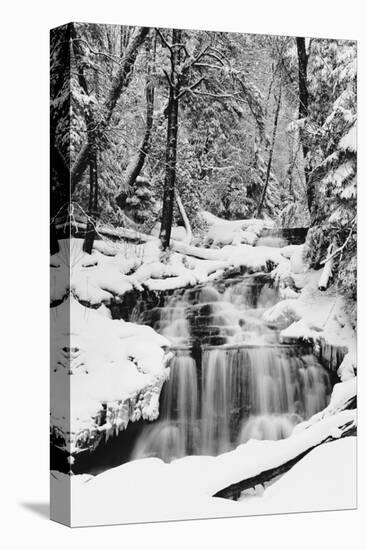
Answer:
50, 24, 72, 526
50, 23, 357, 527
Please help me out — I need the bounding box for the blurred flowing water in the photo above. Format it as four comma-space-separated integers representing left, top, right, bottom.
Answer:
132, 274, 331, 462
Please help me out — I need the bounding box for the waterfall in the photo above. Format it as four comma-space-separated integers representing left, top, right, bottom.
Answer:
201, 347, 330, 453
132, 351, 199, 461
132, 274, 332, 463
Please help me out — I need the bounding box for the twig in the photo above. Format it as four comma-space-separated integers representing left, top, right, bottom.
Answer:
71, 38, 122, 65
155, 28, 173, 53
176, 77, 205, 100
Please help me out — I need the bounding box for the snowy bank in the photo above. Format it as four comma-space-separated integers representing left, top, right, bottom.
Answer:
50, 232, 289, 305
263, 253, 356, 365
51, 388, 356, 525
50, 297, 172, 456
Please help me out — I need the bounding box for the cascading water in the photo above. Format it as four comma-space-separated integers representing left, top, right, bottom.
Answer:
132, 273, 332, 462
132, 351, 199, 461
201, 347, 330, 455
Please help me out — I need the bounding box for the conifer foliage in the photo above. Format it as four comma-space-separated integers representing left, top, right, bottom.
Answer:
301, 40, 357, 322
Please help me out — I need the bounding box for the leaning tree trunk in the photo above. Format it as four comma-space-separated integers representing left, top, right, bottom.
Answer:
83, 60, 100, 255
159, 28, 182, 250
83, 149, 98, 254
175, 192, 192, 244
256, 80, 282, 217
120, 79, 154, 188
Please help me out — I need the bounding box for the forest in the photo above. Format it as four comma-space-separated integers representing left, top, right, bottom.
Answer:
50, 24, 357, 526
51, 24, 356, 310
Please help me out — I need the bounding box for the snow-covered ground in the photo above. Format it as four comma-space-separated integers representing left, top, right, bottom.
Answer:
52, 372, 357, 526
236, 437, 356, 515
51, 406, 356, 526
50, 226, 355, 371
50, 217, 357, 525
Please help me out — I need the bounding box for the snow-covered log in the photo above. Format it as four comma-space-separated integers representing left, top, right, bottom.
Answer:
201, 211, 271, 229
51, 237, 289, 305
200, 212, 266, 246
214, 375, 356, 499
56, 219, 156, 244
214, 418, 355, 500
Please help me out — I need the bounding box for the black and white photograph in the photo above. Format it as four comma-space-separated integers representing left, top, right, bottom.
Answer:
49, 21, 357, 527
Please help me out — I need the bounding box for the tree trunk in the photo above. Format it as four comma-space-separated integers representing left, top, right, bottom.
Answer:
296, 37, 314, 214
214, 423, 356, 501
159, 29, 182, 249
50, 24, 71, 239
70, 26, 150, 193
70, 26, 99, 253
116, 34, 156, 206
83, 150, 98, 254
256, 81, 282, 217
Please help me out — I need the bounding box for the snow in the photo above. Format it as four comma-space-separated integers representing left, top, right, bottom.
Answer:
151, 223, 188, 242
51, 406, 356, 525
281, 319, 321, 341
51, 229, 292, 305
289, 244, 306, 273
50, 229, 357, 458
52, 221, 347, 311
280, 244, 302, 259
263, 266, 355, 354
201, 211, 270, 230
338, 351, 357, 381
50, 238, 139, 304
279, 286, 300, 300
264, 298, 304, 327
174, 241, 284, 270
339, 123, 357, 153
236, 437, 356, 515
50, 297, 171, 454
327, 378, 357, 411
293, 377, 357, 433
50, 220, 357, 525
198, 211, 269, 246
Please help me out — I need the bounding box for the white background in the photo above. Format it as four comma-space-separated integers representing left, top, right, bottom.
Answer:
1, 0, 364, 548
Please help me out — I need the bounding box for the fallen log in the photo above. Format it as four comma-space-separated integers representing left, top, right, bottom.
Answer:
212, 380, 357, 501
214, 421, 356, 501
